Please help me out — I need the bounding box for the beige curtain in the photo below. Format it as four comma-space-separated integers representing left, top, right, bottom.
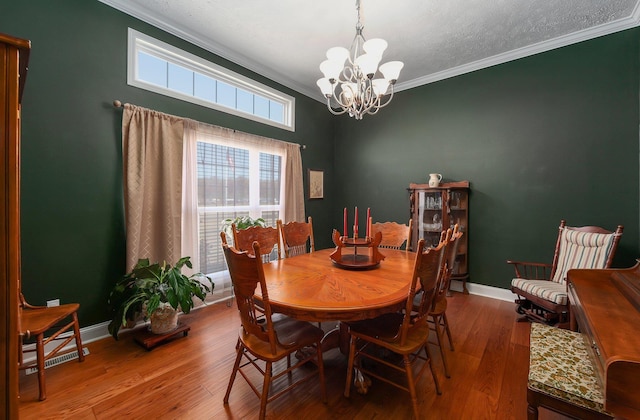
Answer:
122, 104, 184, 271
283, 142, 304, 223
122, 105, 304, 274
181, 119, 199, 276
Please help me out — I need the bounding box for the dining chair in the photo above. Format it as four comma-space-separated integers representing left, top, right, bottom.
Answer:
370, 219, 412, 251
232, 223, 281, 263
231, 223, 281, 313
221, 233, 327, 419
344, 238, 444, 420
428, 225, 463, 378
18, 291, 85, 401
277, 217, 315, 258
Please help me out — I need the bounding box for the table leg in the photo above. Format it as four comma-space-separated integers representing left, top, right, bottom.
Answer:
317, 322, 351, 355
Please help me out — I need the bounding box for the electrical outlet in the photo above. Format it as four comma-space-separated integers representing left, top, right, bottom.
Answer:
46, 299, 60, 307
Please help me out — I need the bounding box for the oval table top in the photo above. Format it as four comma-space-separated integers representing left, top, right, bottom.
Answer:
258, 248, 416, 322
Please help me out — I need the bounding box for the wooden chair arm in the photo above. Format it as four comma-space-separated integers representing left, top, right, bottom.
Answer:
506, 260, 553, 280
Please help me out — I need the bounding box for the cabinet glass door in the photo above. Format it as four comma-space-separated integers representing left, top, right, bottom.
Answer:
409, 182, 470, 293
448, 189, 468, 277
417, 190, 444, 249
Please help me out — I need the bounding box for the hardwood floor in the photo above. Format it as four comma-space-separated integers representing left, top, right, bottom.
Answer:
19, 293, 570, 419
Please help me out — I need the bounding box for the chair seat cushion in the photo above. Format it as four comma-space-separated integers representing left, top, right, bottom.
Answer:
347, 312, 404, 340
511, 278, 568, 305
241, 315, 323, 361
347, 312, 431, 354
528, 323, 610, 414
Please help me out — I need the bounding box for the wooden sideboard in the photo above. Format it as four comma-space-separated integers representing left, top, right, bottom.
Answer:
568, 264, 640, 418
1, 32, 30, 418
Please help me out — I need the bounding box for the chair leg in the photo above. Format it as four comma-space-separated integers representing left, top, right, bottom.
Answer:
316, 342, 327, 403
403, 354, 420, 420
72, 312, 85, 362
442, 312, 454, 351
424, 344, 442, 395
259, 361, 273, 420
223, 339, 243, 404
35, 333, 46, 401
344, 335, 357, 398
432, 315, 450, 378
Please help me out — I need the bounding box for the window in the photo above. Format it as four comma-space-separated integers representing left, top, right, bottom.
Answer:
196, 138, 284, 276
128, 28, 295, 131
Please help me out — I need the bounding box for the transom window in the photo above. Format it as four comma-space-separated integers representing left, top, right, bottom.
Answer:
127, 28, 295, 131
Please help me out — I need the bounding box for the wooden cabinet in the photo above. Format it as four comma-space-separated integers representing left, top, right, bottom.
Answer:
409, 181, 470, 293
1, 32, 30, 418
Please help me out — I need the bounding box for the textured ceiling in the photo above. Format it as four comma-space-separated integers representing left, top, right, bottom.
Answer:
100, 0, 640, 102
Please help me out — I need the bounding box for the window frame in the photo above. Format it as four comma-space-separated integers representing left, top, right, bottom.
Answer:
196, 135, 286, 277
127, 28, 295, 131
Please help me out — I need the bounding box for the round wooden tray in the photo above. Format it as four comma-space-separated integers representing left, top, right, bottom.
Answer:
331, 253, 380, 270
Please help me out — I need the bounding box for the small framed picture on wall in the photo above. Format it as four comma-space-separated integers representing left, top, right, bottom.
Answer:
308, 169, 324, 199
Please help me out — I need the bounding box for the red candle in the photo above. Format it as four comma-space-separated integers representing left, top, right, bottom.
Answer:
343, 207, 348, 238
366, 208, 371, 237
354, 207, 358, 239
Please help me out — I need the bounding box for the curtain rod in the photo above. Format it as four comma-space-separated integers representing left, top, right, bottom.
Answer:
112, 100, 306, 150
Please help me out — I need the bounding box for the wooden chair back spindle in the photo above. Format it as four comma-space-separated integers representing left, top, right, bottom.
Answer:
278, 217, 315, 258
232, 223, 281, 263
370, 220, 413, 251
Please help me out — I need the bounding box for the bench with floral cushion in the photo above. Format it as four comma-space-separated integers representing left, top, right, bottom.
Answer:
527, 323, 613, 420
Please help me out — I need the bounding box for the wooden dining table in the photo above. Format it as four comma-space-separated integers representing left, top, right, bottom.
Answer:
257, 247, 417, 353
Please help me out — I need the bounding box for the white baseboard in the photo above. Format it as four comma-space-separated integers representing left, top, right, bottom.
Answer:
450, 280, 517, 302
23, 284, 514, 363
21, 320, 112, 365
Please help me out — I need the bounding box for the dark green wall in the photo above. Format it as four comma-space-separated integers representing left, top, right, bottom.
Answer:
1, 1, 334, 326
3, 2, 639, 327
334, 29, 640, 289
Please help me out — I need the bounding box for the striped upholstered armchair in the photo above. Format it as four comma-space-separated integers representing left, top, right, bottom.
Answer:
509, 220, 623, 328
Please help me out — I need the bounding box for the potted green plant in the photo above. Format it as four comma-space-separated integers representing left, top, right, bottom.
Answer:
107, 256, 213, 339
220, 215, 267, 245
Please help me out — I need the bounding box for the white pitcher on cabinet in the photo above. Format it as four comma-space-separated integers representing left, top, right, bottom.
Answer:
428, 173, 442, 187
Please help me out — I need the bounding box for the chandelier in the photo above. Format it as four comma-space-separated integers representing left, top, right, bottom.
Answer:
316, 0, 404, 120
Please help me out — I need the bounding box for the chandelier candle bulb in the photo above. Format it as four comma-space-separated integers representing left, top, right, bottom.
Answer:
363, 38, 387, 56
379, 61, 404, 81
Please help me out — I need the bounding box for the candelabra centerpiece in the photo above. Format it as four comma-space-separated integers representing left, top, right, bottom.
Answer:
330, 206, 385, 269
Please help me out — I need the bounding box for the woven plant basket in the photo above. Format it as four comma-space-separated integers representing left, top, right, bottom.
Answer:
149, 304, 179, 334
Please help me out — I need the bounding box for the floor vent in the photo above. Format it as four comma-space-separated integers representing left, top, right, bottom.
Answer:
25, 347, 89, 375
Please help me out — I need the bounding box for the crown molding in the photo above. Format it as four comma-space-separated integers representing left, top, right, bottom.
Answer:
395, 9, 640, 93
100, 0, 640, 103
98, 0, 318, 100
